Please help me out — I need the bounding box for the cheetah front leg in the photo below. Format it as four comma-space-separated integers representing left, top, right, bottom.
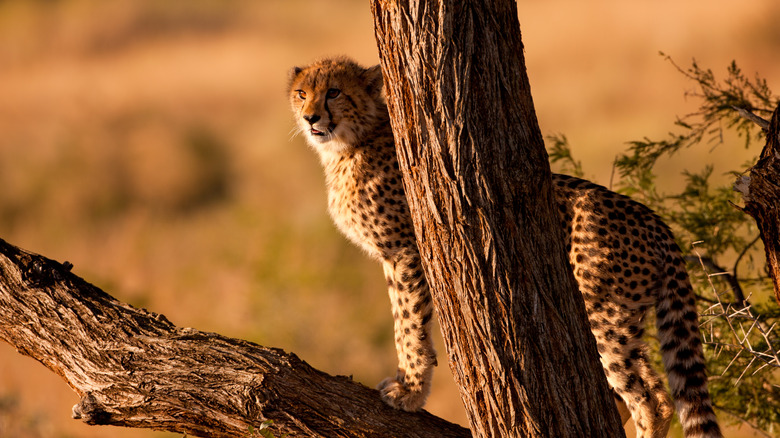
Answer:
377, 250, 437, 411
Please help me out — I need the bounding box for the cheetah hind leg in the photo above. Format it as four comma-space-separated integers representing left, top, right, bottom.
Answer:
598, 331, 673, 438
377, 258, 437, 411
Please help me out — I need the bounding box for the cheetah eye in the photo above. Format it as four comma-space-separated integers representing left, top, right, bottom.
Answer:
326, 88, 341, 99
296, 90, 307, 100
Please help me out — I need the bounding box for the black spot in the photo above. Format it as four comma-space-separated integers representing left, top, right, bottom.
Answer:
669, 362, 706, 378
699, 421, 722, 434
675, 348, 695, 361
673, 326, 689, 339
624, 373, 637, 391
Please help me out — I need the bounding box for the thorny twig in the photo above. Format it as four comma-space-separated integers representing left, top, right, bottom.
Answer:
692, 242, 780, 379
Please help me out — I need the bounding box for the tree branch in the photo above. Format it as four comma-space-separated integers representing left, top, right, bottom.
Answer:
734, 103, 780, 305
0, 238, 470, 438
683, 254, 746, 306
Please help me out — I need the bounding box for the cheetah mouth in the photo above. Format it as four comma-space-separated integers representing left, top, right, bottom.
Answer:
309, 123, 336, 138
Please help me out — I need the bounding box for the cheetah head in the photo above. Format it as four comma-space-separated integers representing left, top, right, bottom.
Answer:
288, 57, 384, 154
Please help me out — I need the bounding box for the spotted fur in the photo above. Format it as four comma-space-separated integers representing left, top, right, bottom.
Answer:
288, 56, 721, 438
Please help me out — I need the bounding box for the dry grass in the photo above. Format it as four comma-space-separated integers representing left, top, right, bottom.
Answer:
0, 0, 778, 437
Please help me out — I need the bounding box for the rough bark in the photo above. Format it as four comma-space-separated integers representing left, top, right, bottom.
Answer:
0, 238, 470, 438
370, 1, 625, 438
735, 103, 780, 305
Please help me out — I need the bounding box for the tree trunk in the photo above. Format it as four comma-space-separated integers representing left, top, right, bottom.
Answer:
735, 103, 780, 305
370, 1, 625, 437
0, 238, 470, 438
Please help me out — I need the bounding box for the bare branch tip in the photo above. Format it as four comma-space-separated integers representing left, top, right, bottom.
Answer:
731, 105, 771, 131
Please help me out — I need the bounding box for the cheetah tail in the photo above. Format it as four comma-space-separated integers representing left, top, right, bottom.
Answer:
655, 254, 722, 438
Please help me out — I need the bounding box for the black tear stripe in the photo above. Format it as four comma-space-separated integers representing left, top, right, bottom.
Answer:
323, 71, 333, 127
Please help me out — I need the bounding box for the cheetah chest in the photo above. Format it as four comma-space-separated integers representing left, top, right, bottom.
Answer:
323, 153, 415, 260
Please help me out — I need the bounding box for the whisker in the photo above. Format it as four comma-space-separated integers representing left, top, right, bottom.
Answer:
288, 125, 304, 142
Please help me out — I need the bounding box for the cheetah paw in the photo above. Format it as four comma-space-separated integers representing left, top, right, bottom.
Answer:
377, 377, 428, 412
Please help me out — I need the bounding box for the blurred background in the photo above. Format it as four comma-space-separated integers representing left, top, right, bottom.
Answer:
0, 0, 778, 437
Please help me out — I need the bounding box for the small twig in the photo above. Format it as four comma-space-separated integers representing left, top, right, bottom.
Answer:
732, 106, 771, 131
685, 254, 747, 307
733, 234, 762, 304
721, 349, 743, 376
734, 356, 757, 386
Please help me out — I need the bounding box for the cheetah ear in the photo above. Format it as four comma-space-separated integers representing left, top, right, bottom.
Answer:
288, 66, 303, 82
363, 64, 384, 98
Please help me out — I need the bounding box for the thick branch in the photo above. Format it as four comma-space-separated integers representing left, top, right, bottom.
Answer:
735, 104, 780, 305
0, 238, 470, 438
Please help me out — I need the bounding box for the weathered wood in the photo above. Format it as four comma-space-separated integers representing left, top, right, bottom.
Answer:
0, 238, 470, 437
735, 104, 780, 305
370, 1, 625, 437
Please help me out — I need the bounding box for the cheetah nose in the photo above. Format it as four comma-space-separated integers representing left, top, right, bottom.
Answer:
303, 114, 321, 125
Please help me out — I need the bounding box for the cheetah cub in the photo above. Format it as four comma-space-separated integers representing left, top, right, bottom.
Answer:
288, 56, 721, 438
